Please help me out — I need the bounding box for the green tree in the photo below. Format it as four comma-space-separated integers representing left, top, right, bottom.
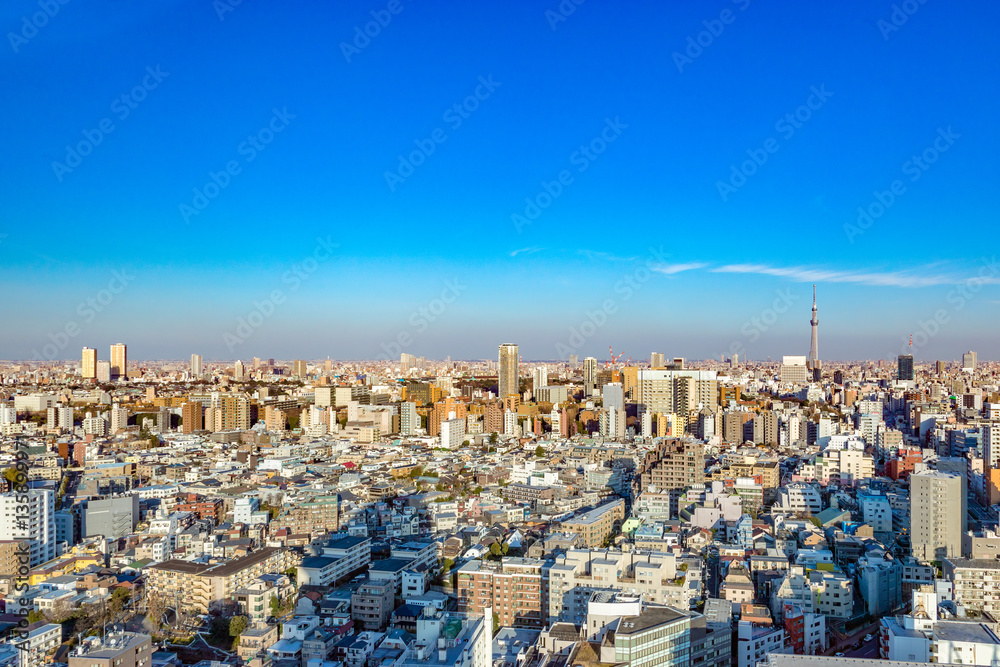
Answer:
492, 611, 500, 636
229, 615, 248, 639
270, 594, 282, 618
489, 432, 498, 444
27, 609, 45, 624
534, 445, 545, 458
489, 543, 501, 558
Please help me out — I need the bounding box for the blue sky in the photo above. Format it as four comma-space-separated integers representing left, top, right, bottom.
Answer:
2, 0, 998, 362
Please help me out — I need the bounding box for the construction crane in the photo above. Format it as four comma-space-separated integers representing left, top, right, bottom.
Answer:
607, 347, 626, 367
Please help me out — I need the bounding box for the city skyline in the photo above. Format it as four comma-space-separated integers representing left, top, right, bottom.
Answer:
3, 1, 998, 361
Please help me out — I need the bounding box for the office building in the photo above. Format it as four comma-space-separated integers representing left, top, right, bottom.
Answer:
910, 470, 963, 562
292, 359, 308, 377
110, 343, 127, 380
963, 351, 978, 371
897, 354, 914, 382
779, 356, 808, 384
0, 489, 55, 567
190, 353, 203, 376
84, 495, 139, 539
81, 347, 97, 378
498, 344, 519, 398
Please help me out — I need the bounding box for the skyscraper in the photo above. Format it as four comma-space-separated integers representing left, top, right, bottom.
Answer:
81, 347, 96, 378
292, 359, 308, 377
808, 285, 819, 369
110, 343, 127, 380
234, 360, 245, 381
897, 354, 914, 382
650, 352, 665, 368
190, 354, 203, 376
498, 344, 519, 398
583, 356, 598, 396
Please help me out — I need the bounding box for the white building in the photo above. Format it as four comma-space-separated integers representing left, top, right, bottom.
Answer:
440, 417, 466, 449
0, 489, 55, 567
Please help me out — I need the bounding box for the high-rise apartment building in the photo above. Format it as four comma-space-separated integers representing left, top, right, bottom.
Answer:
110, 343, 127, 380
531, 366, 548, 397
182, 402, 204, 433
650, 352, 665, 368
191, 354, 203, 376
897, 354, 914, 382
498, 344, 519, 399
96, 360, 111, 383
636, 369, 718, 418
81, 347, 97, 378
0, 489, 55, 567
234, 360, 246, 381
292, 359, 308, 377
400, 401, 417, 436
910, 470, 963, 562
583, 356, 599, 396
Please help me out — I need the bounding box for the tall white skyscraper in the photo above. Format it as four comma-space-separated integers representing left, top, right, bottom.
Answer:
498, 344, 519, 399
191, 354, 203, 376
234, 360, 246, 381
110, 343, 127, 380
0, 489, 55, 567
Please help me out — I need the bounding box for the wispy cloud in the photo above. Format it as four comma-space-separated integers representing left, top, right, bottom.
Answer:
651, 262, 709, 275
509, 247, 543, 258
710, 263, 979, 288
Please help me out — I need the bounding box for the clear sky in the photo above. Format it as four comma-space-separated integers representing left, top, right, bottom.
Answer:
2, 0, 998, 363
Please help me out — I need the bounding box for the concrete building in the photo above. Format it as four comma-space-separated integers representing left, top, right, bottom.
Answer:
498, 344, 519, 399
911, 470, 963, 562
68, 632, 152, 667
84, 495, 139, 539
0, 489, 55, 567
110, 343, 127, 380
